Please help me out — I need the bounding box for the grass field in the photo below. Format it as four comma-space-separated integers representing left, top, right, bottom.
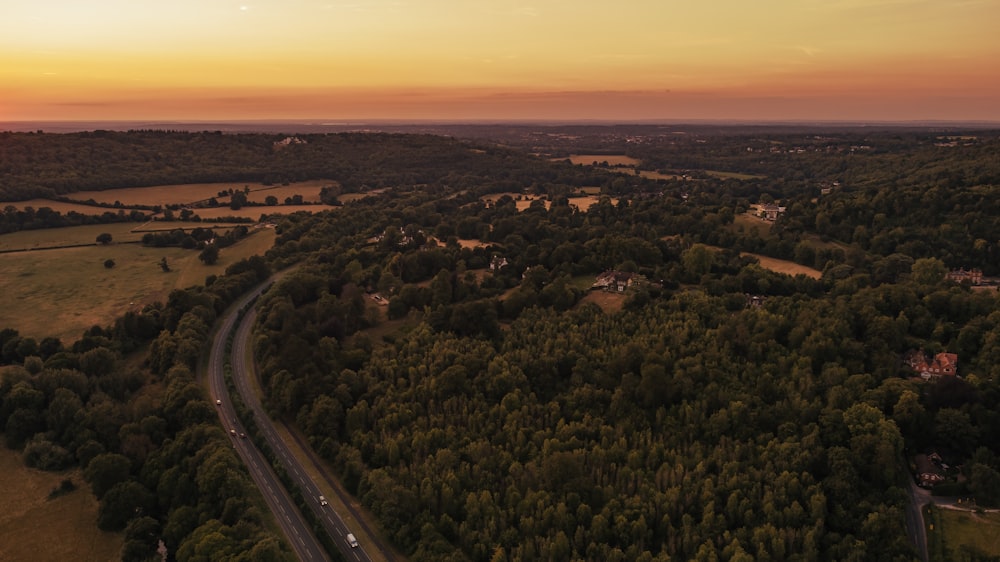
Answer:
0, 221, 251, 252
705, 170, 766, 180
0, 442, 122, 562
479, 193, 615, 213
566, 154, 641, 166
637, 170, 683, 180
934, 508, 1000, 559
732, 213, 773, 237
744, 252, 822, 279
0, 228, 275, 343
64, 180, 334, 206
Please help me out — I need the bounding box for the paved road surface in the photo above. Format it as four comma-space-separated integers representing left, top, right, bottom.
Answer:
230, 300, 375, 562
208, 282, 331, 562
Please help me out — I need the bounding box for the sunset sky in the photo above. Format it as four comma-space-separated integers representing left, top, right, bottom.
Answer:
2, 0, 999, 122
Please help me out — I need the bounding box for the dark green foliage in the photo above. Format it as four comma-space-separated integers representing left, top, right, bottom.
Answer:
48, 478, 77, 499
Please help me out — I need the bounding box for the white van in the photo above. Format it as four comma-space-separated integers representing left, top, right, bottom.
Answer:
346, 533, 359, 548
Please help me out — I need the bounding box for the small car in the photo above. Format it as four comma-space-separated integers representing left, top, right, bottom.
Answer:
319, 495, 328, 506
346, 533, 358, 548
239, 432, 247, 439
216, 399, 222, 405
230, 429, 237, 436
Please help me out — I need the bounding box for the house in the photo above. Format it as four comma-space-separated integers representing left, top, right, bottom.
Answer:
489, 256, 509, 272
947, 268, 983, 285
904, 350, 959, 379
759, 204, 786, 221
593, 270, 638, 292
914, 454, 946, 488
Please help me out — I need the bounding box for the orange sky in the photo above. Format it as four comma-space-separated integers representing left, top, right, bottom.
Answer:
2, 0, 999, 122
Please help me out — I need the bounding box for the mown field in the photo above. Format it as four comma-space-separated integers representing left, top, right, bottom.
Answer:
940, 509, 1000, 556
0, 442, 122, 562
0, 221, 247, 252
565, 154, 641, 166
0, 227, 275, 343
929, 507, 1000, 560
64, 179, 334, 206
744, 252, 823, 279
480, 192, 616, 212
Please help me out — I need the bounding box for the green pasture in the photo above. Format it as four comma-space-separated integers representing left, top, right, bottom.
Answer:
705, 170, 766, 180
0, 228, 275, 343
928, 506, 1000, 561
0, 442, 122, 561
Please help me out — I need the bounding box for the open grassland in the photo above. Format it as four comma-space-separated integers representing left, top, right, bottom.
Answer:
705, 170, 766, 180
0, 221, 247, 252
937, 509, 1000, 559
579, 290, 627, 314
638, 170, 683, 180
64, 180, 333, 206
565, 154, 641, 167
0, 223, 149, 250
0, 443, 122, 562
174, 228, 276, 289
0, 229, 274, 343
732, 213, 774, 237
479, 193, 615, 213
744, 252, 823, 279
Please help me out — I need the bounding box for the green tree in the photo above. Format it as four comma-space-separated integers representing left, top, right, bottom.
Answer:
96, 232, 112, 245
910, 257, 947, 286
199, 245, 220, 265
84, 452, 132, 499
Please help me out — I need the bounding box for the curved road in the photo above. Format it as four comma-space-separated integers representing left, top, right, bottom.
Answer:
231, 306, 374, 562
208, 282, 331, 562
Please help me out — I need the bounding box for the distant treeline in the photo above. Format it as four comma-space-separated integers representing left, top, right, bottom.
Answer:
0, 204, 148, 235
0, 130, 623, 201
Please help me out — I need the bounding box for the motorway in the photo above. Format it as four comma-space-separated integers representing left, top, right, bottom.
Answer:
208, 283, 378, 562
208, 283, 331, 562
230, 306, 373, 562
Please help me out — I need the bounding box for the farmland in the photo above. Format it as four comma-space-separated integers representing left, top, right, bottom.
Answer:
0, 443, 122, 562
64, 179, 334, 206
0, 226, 275, 343
565, 154, 641, 167
479, 192, 617, 212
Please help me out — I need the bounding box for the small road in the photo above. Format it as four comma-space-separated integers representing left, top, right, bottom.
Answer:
905, 476, 929, 562
231, 306, 375, 562
208, 281, 331, 562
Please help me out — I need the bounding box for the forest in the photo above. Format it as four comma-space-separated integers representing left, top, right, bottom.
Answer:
2, 127, 1000, 561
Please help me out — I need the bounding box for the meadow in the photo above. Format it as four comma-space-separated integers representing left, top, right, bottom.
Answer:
64, 180, 334, 206
933, 508, 1000, 559
0, 227, 275, 343
743, 252, 822, 279
0, 443, 122, 561
480, 192, 616, 212
565, 154, 641, 166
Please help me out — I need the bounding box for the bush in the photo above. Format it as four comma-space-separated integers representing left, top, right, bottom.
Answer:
48, 478, 77, 499
24, 438, 75, 471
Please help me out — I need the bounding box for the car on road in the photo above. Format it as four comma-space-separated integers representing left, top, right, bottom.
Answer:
346, 533, 358, 548
319, 495, 328, 506
230, 429, 237, 436
216, 399, 222, 405
239, 432, 246, 438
